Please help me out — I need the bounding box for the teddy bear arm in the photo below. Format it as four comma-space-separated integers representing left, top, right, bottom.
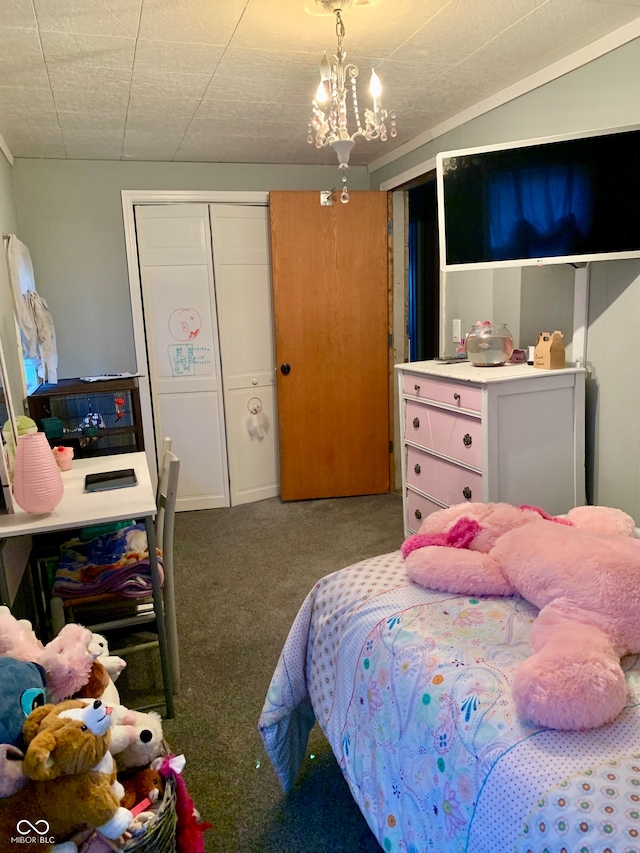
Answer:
405, 546, 515, 596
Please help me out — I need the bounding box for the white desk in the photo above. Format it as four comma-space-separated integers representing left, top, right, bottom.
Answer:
0, 452, 174, 717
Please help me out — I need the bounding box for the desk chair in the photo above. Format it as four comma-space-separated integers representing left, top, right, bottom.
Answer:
50, 448, 180, 708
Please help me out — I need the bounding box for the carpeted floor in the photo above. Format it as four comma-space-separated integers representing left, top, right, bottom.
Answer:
116, 491, 405, 853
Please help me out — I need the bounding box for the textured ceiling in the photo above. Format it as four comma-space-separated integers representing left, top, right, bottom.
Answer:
0, 0, 639, 167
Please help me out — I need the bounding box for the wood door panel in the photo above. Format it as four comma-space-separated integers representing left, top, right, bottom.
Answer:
270, 191, 390, 500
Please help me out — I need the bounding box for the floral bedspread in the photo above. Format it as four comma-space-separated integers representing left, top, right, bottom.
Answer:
259, 551, 640, 853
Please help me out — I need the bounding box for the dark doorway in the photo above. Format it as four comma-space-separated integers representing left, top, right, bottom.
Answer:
408, 178, 440, 361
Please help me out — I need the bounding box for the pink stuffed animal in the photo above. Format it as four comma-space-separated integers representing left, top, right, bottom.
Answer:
0, 607, 94, 702
402, 502, 639, 731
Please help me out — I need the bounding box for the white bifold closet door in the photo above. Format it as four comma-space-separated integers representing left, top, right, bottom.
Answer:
134, 203, 278, 510
208, 204, 279, 506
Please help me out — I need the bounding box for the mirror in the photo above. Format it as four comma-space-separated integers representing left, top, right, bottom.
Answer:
0, 336, 19, 513
440, 264, 576, 360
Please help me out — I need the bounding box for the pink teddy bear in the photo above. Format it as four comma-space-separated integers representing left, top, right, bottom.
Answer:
402, 502, 639, 731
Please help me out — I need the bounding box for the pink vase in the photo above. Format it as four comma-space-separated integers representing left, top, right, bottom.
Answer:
13, 433, 64, 514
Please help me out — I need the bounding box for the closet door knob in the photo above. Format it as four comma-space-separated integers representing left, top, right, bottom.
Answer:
280, 363, 291, 375
413, 417, 420, 429
463, 433, 472, 447
414, 463, 421, 475
463, 486, 472, 499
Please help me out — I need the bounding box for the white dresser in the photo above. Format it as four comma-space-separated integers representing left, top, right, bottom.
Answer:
396, 360, 586, 535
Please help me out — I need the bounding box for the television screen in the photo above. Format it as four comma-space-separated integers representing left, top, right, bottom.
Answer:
437, 125, 640, 270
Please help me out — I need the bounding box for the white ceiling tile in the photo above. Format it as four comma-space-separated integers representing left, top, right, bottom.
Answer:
133, 40, 224, 76
138, 0, 247, 45
397, 0, 550, 66
124, 127, 185, 147
0, 58, 50, 88
0, 0, 37, 30
57, 111, 126, 133
61, 128, 125, 146
63, 141, 122, 159
129, 70, 210, 100
124, 114, 192, 133
0, 25, 44, 62
233, 0, 452, 57
459, 0, 640, 72
7, 142, 67, 158
126, 94, 201, 118
121, 146, 179, 160
0, 86, 56, 114
47, 64, 132, 97
3, 125, 64, 148
39, 31, 136, 70
33, 0, 142, 38
53, 89, 129, 114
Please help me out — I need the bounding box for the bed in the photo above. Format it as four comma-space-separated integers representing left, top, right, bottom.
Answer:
259, 549, 640, 853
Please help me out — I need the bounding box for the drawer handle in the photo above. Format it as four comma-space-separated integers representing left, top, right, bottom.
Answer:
414, 463, 421, 475
463, 486, 472, 499
415, 508, 422, 520
414, 384, 420, 392
413, 417, 420, 429
463, 433, 472, 447
454, 392, 460, 402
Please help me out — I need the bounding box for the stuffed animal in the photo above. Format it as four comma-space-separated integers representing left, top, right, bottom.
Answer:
0, 657, 46, 797
0, 607, 94, 702
401, 501, 640, 732
88, 634, 126, 683
114, 709, 164, 771
120, 765, 164, 810
0, 699, 132, 853
157, 754, 212, 853
0, 657, 46, 748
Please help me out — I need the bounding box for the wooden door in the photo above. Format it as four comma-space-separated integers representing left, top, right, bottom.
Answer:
135, 204, 230, 511
270, 190, 390, 500
209, 204, 279, 506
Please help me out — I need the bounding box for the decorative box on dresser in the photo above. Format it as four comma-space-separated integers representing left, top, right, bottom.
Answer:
396, 360, 586, 535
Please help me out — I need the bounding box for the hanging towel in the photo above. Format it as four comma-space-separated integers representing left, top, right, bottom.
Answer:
5, 234, 58, 383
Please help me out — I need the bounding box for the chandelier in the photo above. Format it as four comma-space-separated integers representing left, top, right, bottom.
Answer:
308, 0, 396, 203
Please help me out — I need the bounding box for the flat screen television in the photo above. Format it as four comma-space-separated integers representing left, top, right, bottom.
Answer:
436, 124, 640, 271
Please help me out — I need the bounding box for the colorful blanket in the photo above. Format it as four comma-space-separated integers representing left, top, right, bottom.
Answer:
259, 550, 640, 852
53, 522, 163, 600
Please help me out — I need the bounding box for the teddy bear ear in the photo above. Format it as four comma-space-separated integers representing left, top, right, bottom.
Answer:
22, 703, 57, 745
23, 729, 59, 780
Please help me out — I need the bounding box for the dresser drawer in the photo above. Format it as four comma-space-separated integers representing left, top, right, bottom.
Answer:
405, 400, 482, 468
402, 374, 481, 412
406, 489, 444, 532
406, 446, 483, 506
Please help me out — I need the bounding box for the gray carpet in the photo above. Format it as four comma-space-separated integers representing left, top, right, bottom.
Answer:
116, 492, 404, 853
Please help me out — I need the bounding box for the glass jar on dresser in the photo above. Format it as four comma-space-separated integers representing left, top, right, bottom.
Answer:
395, 360, 586, 535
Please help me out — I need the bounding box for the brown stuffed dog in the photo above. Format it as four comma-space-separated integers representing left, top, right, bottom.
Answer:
0, 698, 132, 852
121, 765, 165, 810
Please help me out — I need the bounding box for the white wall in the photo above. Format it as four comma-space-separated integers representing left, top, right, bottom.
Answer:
12, 159, 369, 380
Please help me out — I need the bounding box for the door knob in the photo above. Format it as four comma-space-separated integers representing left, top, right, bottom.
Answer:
280, 364, 291, 375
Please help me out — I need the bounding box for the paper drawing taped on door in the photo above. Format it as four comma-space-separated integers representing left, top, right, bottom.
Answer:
168, 344, 211, 376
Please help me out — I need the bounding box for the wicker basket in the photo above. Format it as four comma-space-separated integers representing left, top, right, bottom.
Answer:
120, 775, 177, 853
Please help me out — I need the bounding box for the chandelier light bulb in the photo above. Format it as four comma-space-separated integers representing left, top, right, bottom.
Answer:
369, 68, 382, 99
319, 52, 331, 81
316, 80, 329, 104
